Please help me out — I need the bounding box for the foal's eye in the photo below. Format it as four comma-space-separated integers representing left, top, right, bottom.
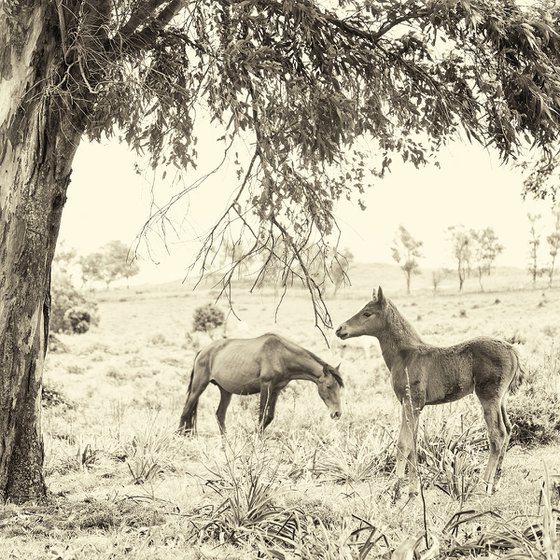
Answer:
363, 311, 373, 318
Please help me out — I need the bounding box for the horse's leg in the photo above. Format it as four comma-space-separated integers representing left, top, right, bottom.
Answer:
258, 382, 278, 432
178, 375, 210, 435
479, 398, 507, 495
261, 390, 279, 431
215, 387, 232, 435
492, 400, 512, 492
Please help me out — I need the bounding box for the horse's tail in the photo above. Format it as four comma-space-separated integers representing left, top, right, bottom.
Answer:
508, 347, 525, 394
186, 352, 199, 396
179, 352, 200, 434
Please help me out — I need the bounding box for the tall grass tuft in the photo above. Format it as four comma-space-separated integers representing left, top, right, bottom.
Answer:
191, 436, 304, 549
442, 469, 560, 558
418, 417, 486, 501
312, 426, 394, 484
125, 421, 176, 485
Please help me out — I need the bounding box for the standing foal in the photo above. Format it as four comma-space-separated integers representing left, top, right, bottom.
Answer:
336, 287, 523, 498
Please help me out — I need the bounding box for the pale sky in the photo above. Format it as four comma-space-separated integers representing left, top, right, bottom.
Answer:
60, 133, 558, 284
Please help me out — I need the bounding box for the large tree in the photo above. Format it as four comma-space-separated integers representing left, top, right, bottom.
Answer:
3, 0, 560, 503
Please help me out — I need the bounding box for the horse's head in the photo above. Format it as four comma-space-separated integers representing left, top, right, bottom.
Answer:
317, 363, 344, 419
336, 286, 387, 340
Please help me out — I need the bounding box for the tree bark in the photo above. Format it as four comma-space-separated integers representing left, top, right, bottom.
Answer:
0, 4, 84, 502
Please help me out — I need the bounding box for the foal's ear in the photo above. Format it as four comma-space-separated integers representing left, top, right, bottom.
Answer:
377, 286, 386, 306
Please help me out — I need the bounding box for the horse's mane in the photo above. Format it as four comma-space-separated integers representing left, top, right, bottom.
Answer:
304, 348, 344, 388
329, 369, 345, 388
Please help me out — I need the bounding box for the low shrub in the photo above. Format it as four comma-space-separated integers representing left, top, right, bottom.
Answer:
51, 272, 99, 334
509, 391, 560, 446
192, 303, 225, 333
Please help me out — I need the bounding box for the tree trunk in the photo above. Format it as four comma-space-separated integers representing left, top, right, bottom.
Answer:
0, 5, 85, 502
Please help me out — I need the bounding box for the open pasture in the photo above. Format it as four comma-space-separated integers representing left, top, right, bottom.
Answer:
3, 264, 560, 559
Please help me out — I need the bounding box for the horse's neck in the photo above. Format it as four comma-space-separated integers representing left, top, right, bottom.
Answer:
376, 304, 423, 370
289, 353, 323, 383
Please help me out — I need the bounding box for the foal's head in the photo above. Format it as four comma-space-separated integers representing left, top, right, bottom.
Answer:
336, 286, 387, 340
316, 363, 344, 419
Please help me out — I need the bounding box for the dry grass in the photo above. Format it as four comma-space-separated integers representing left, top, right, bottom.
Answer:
3, 264, 560, 558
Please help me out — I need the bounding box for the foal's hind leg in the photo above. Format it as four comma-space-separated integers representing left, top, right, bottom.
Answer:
492, 401, 512, 492
479, 398, 508, 495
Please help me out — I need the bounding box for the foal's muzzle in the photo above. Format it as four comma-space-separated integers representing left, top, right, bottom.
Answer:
331, 410, 342, 420
335, 326, 348, 340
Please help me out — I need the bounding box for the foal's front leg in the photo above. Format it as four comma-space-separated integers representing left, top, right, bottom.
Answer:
394, 402, 421, 500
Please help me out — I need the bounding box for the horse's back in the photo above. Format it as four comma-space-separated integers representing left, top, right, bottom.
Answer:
197, 334, 283, 394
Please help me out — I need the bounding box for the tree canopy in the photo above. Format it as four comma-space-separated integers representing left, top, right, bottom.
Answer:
19, 0, 558, 327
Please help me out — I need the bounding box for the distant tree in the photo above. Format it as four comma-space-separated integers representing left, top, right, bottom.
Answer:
431, 268, 451, 294
79, 253, 105, 289
449, 226, 472, 292
470, 228, 504, 292
546, 205, 560, 287
53, 242, 78, 274
528, 213, 543, 288
253, 234, 291, 292
100, 241, 139, 289
79, 241, 138, 289
391, 226, 423, 295
331, 248, 354, 297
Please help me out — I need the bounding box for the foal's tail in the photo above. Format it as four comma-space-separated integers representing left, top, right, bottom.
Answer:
508, 347, 525, 394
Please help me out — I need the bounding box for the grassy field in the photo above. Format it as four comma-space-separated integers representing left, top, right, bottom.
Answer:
2, 263, 560, 559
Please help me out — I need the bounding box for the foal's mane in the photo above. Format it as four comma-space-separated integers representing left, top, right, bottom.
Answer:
383, 298, 424, 347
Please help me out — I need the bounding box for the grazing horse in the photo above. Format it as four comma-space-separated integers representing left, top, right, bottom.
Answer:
336, 287, 523, 498
178, 333, 344, 434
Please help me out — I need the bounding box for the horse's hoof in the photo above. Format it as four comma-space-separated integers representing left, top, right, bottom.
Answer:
485, 483, 494, 496
408, 490, 419, 500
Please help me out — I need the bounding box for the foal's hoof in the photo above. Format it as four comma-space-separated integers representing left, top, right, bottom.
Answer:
408, 489, 419, 500
391, 480, 403, 504
485, 482, 495, 496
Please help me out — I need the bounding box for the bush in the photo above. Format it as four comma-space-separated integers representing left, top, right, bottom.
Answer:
192, 303, 225, 333
509, 391, 560, 446
51, 272, 99, 334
